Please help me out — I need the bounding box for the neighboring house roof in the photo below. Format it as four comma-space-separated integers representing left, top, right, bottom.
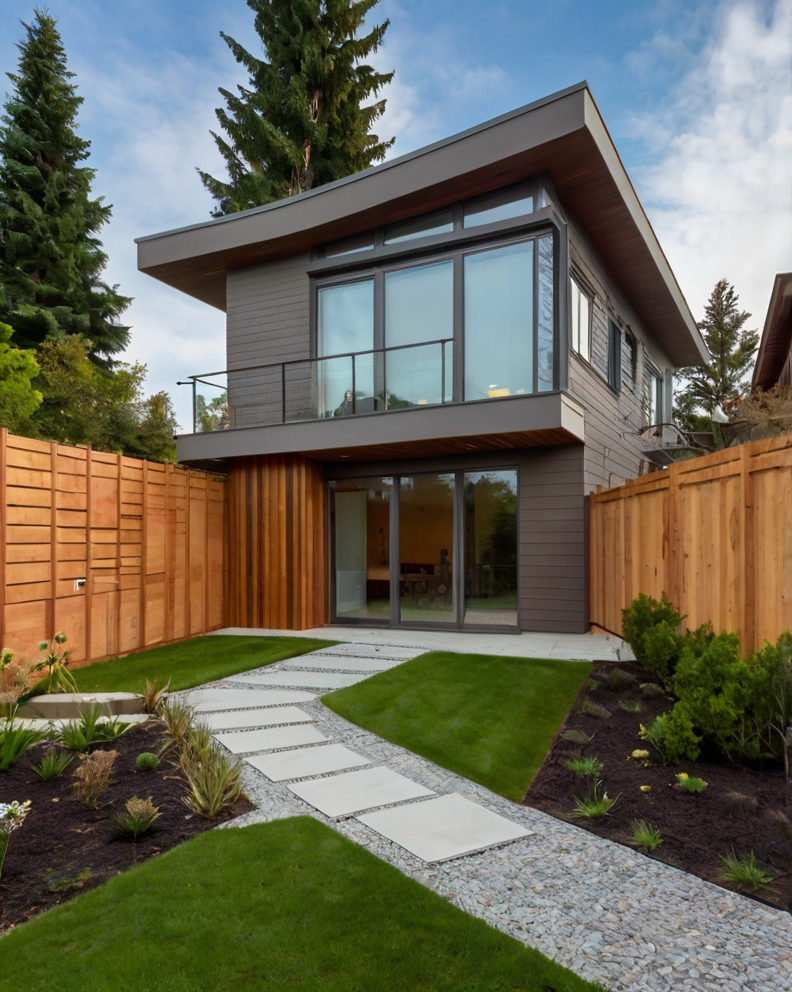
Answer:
136, 81, 708, 367
752, 273, 792, 390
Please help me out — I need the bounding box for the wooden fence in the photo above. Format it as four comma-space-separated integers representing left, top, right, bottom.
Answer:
0, 430, 227, 668
589, 435, 792, 655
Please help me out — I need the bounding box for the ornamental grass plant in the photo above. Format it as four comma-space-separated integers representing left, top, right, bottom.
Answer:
32, 747, 75, 780
71, 749, 118, 807
0, 720, 46, 771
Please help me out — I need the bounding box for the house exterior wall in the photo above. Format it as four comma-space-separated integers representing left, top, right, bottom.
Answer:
566, 214, 674, 493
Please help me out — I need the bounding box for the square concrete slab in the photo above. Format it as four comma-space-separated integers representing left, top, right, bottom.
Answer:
356, 793, 533, 862
246, 743, 371, 782
232, 671, 369, 690
214, 724, 328, 754
281, 657, 392, 673
203, 706, 314, 732
310, 643, 424, 660
287, 766, 434, 818
186, 688, 316, 711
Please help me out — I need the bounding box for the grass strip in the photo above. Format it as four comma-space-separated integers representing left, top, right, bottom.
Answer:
324, 651, 591, 801
0, 817, 601, 992
70, 635, 335, 694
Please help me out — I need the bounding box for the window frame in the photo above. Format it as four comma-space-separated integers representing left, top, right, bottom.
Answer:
607, 318, 622, 394
623, 328, 638, 390
644, 358, 664, 425
569, 274, 592, 363
311, 225, 559, 402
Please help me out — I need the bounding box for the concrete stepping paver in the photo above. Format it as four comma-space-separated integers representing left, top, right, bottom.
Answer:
281, 656, 394, 673
309, 643, 425, 660
246, 743, 371, 782
202, 706, 314, 732
214, 723, 328, 754
187, 687, 316, 711
357, 792, 533, 862
287, 766, 434, 818
233, 671, 369, 690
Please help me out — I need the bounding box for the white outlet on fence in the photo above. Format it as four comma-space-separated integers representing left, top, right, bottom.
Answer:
75, 578, 86, 591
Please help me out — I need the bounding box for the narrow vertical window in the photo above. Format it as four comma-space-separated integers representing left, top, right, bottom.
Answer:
623, 329, 637, 387
537, 234, 554, 391
645, 362, 664, 424
608, 319, 622, 393
570, 277, 591, 362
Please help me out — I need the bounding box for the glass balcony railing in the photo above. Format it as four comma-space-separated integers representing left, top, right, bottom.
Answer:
183, 339, 454, 434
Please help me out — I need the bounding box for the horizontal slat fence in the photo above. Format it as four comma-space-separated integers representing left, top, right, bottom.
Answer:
0, 429, 227, 668
589, 435, 792, 655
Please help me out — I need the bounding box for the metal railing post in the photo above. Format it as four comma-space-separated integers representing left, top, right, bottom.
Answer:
351, 354, 356, 414
441, 341, 446, 404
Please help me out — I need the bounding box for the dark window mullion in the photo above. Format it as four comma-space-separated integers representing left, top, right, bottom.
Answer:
532, 235, 539, 395
453, 252, 464, 403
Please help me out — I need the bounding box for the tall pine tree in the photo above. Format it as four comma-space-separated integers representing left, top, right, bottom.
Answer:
199, 0, 394, 214
0, 9, 131, 364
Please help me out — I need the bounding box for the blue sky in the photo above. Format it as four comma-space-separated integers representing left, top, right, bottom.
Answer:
1, 0, 790, 429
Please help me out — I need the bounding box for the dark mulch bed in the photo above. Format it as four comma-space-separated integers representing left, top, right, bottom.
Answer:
0, 721, 252, 931
523, 662, 792, 912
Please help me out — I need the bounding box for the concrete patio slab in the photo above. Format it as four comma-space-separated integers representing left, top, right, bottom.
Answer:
202, 706, 313, 732
357, 792, 533, 862
16, 691, 146, 719
17, 713, 151, 731
287, 766, 434, 818
281, 656, 394, 673
214, 723, 328, 754
308, 643, 425, 661
211, 626, 632, 662
246, 743, 371, 782
187, 688, 317, 712
232, 670, 369, 690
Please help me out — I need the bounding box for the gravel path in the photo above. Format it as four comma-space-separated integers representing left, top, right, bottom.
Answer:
186, 643, 792, 992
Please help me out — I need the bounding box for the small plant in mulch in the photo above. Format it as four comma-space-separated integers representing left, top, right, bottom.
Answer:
560, 728, 590, 745
0, 800, 31, 881
560, 753, 603, 778
640, 682, 666, 698
572, 780, 617, 819
619, 699, 643, 713
629, 819, 663, 852
719, 850, 774, 892
0, 721, 46, 771
72, 750, 118, 807
720, 791, 757, 820
110, 797, 161, 839
143, 678, 170, 715
136, 751, 160, 772
32, 747, 75, 781
31, 632, 77, 694
577, 697, 611, 720
675, 772, 708, 795
59, 706, 133, 751
605, 668, 637, 692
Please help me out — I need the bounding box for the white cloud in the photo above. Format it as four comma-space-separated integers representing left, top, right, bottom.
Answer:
634, 0, 792, 333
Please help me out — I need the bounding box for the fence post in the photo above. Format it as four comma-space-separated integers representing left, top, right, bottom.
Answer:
85, 446, 93, 664
50, 442, 58, 639
666, 462, 681, 616
741, 444, 755, 656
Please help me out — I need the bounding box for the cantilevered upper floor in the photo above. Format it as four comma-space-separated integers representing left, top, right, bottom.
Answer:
136, 82, 708, 470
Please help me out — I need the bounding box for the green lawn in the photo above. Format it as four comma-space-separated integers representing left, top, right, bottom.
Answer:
324, 652, 591, 802
0, 818, 600, 992
71, 635, 334, 694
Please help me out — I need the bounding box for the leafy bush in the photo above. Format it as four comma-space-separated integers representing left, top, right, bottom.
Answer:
658, 707, 701, 763
622, 594, 684, 675
110, 796, 160, 838
72, 749, 118, 807
0, 720, 46, 771
32, 747, 75, 780
136, 751, 160, 772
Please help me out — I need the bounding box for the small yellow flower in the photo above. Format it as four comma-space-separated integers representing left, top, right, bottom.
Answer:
632, 749, 650, 760
676, 772, 689, 781
640, 785, 651, 793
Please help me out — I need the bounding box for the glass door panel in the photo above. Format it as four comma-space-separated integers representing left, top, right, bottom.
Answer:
463, 470, 518, 627
332, 478, 391, 622
399, 474, 455, 624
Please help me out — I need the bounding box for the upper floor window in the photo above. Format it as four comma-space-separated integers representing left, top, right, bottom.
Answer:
645, 360, 664, 424
623, 329, 637, 387
463, 183, 533, 229
570, 276, 591, 362
384, 210, 454, 245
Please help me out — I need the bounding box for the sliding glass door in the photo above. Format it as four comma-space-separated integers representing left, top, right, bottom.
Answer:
331, 468, 518, 630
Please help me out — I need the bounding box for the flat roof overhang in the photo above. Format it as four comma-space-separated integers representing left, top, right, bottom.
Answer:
176, 390, 585, 465
753, 273, 792, 390
137, 82, 707, 368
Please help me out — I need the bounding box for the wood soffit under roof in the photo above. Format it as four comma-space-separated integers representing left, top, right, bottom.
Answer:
753, 273, 792, 390
137, 83, 707, 367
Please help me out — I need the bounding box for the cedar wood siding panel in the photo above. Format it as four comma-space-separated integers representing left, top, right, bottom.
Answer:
226, 252, 312, 429
565, 211, 673, 494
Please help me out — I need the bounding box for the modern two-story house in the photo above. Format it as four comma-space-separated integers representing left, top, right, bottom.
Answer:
136, 82, 708, 636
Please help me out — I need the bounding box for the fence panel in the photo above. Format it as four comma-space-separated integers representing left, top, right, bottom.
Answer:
589, 435, 792, 655
0, 429, 227, 668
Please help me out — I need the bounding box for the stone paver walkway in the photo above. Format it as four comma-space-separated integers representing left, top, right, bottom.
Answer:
184, 640, 792, 992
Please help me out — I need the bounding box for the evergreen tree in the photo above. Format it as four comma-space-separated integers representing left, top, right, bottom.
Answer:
199, 0, 394, 214
0, 10, 131, 364
674, 280, 759, 443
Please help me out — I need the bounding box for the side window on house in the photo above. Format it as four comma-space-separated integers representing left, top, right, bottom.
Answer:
622, 329, 637, 388
570, 277, 591, 362
607, 319, 621, 392
644, 361, 664, 424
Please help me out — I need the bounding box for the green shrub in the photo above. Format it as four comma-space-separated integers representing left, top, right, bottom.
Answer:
136, 752, 160, 772
642, 621, 685, 686
660, 707, 701, 762
622, 594, 684, 673
32, 747, 75, 780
